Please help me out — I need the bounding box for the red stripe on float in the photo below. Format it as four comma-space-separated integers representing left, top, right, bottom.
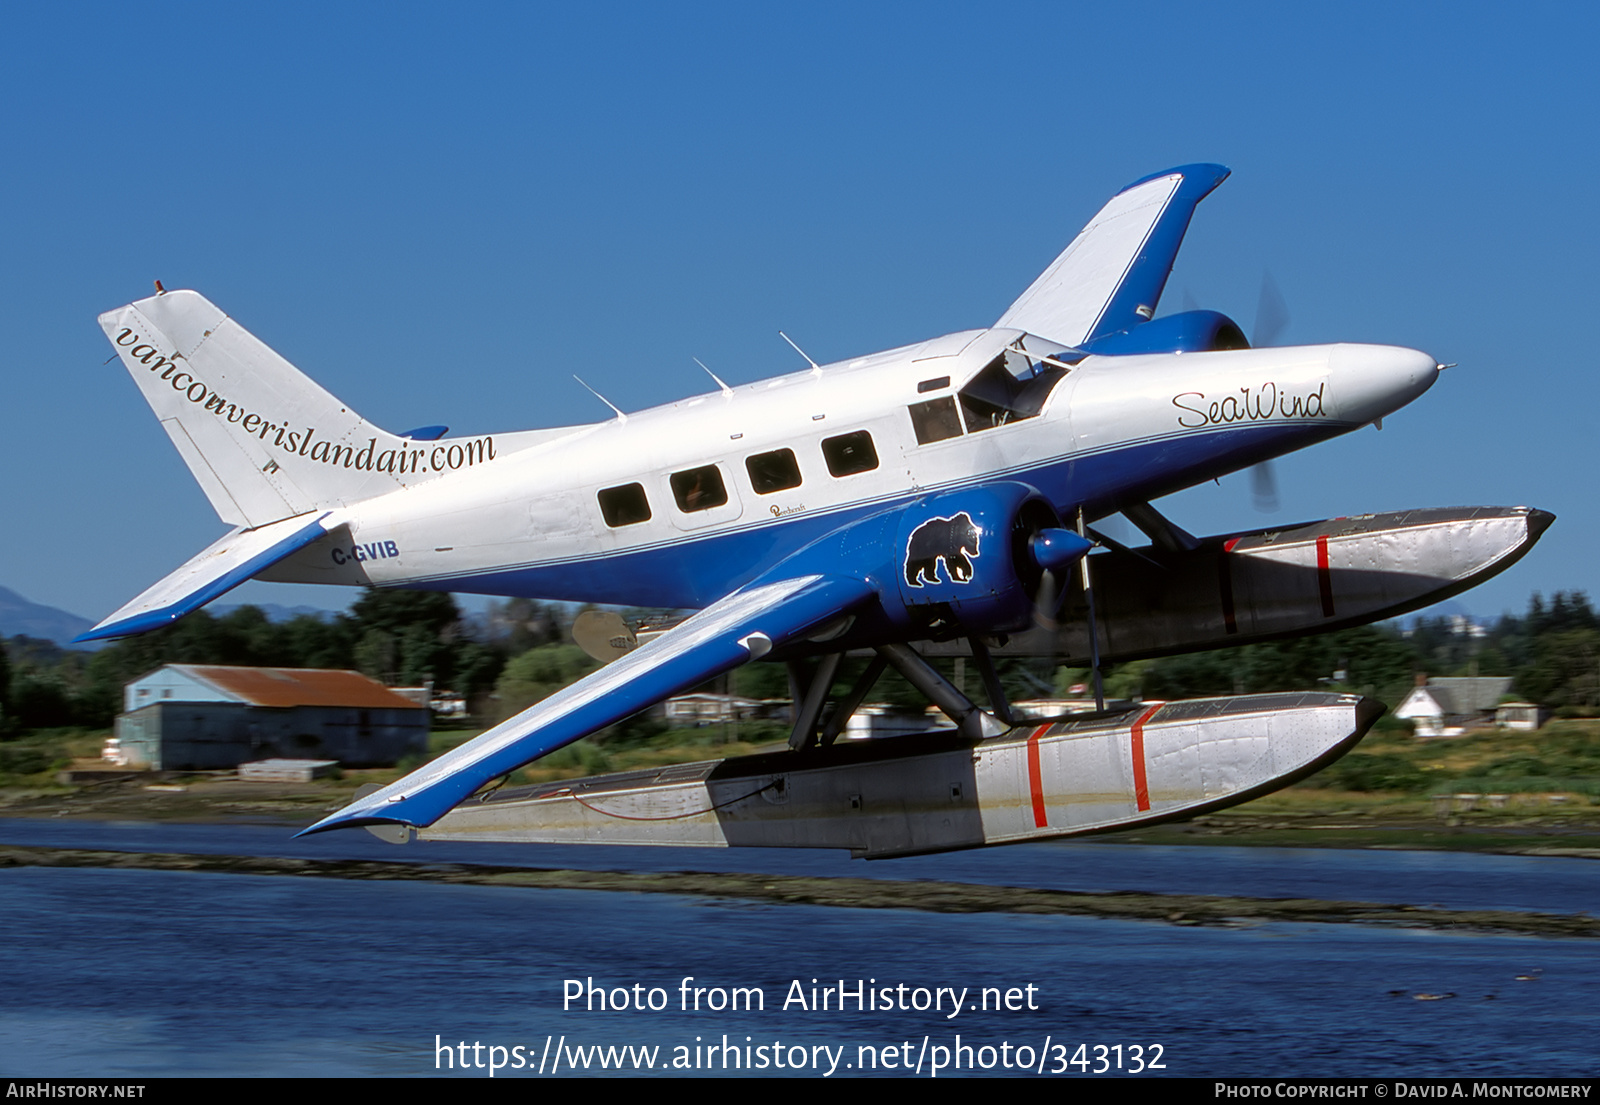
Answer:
1027, 724, 1050, 827
1130, 704, 1162, 812
1316, 534, 1335, 617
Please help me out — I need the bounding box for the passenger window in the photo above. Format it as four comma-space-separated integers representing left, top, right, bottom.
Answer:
746, 448, 802, 494
821, 430, 878, 477
908, 396, 963, 445
597, 483, 651, 527
671, 465, 729, 513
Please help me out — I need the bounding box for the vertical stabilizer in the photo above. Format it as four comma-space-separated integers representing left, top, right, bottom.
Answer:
997, 163, 1230, 347
100, 291, 499, 528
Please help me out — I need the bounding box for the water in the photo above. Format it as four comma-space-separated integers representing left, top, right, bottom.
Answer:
1, 816, 1595, 914
1, 820, 1595, 1078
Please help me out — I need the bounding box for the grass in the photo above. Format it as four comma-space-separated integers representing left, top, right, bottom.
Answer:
0, 727, 104, 786
1299, 719, 1600, 803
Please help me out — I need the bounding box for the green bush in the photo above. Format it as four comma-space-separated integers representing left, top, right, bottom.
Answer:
539, 740, 612, 775
0, 744, 65, 776
1314, 752, 1432, 792
1437, 776, 1600, 797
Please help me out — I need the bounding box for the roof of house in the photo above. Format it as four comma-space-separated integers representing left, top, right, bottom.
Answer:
1423, 676, 1514, 716
167, 665, 424, 710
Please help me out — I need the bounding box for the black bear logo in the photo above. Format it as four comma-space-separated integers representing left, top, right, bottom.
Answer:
904, 512, 982, 587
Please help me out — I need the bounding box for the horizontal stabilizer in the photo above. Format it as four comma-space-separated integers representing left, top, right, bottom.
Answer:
299, 573, 877, 835
75, 512, 333, 642
996, 163, 1229, 347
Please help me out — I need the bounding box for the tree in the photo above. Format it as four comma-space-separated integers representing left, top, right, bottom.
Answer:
493, 644, 598, 721
343, 589, 468, 687
348, 590, 461, 638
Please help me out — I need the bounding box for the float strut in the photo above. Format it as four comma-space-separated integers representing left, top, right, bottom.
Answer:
967, 636, 1017, 727
819, 653, 889, 746
875, 643, 1009, 740
788, 652, 843, 750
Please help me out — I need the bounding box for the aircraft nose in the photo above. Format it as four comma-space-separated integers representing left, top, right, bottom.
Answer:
1328, 344, 1439, 425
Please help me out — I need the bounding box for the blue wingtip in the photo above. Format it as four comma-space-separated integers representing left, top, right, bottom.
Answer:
1086, 163, 1234, 345
73, 611, 182, 643
74, 513, 332, 645
400, 425, 450, 441
295, 813, 401, 838
298, 780, 475, 837
1121, 162, 1231, 195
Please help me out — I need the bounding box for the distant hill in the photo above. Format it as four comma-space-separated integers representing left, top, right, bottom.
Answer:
0, 590, 348, 654
0, 586, 95, 648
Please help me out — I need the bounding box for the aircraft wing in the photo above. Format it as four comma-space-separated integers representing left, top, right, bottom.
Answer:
298, 573, 877, 835
75, 511, 334, 642
995, 163, 1230, 347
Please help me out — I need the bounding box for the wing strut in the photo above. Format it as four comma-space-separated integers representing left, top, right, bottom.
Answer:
1078, 507, 1106, 711
1121, 501, 1201, 554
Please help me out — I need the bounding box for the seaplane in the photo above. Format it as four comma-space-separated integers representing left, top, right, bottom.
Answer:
85, 164, 1550, 857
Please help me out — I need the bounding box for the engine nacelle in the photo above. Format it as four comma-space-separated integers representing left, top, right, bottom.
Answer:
890, 482, 1086, 638
1080, 309, 1249, 356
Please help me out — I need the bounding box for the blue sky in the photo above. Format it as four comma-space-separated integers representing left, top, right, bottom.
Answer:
4, 2, 1597, 627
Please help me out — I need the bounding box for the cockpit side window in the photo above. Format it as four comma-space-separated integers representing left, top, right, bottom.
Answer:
958, 352, 1068, 433
908, 396, 963, 444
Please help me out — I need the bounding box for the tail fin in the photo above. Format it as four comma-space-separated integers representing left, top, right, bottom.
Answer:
100, 291, 499, 528
995, 163, 1230, 348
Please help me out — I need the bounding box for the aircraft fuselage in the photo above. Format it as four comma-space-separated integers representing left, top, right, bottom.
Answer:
264, 334, 1437, 611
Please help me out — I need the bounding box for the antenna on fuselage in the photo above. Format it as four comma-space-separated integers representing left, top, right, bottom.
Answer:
573, 376, 627, 423
694, 358, 734, 398
778, 331, 822, 376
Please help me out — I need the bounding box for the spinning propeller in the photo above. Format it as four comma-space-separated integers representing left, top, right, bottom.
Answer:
1248, 271, 1290, 512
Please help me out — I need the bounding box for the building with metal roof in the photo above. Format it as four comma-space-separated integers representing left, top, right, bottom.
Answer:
1394, 676, 1516, 738
117, 665, 429, 770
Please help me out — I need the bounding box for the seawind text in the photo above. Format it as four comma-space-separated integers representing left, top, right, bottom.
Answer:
1172, 382, 1327, 429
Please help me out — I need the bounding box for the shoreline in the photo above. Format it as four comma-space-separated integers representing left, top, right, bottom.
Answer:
4, 843, 1598, 938
6, 775, 1600, 860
